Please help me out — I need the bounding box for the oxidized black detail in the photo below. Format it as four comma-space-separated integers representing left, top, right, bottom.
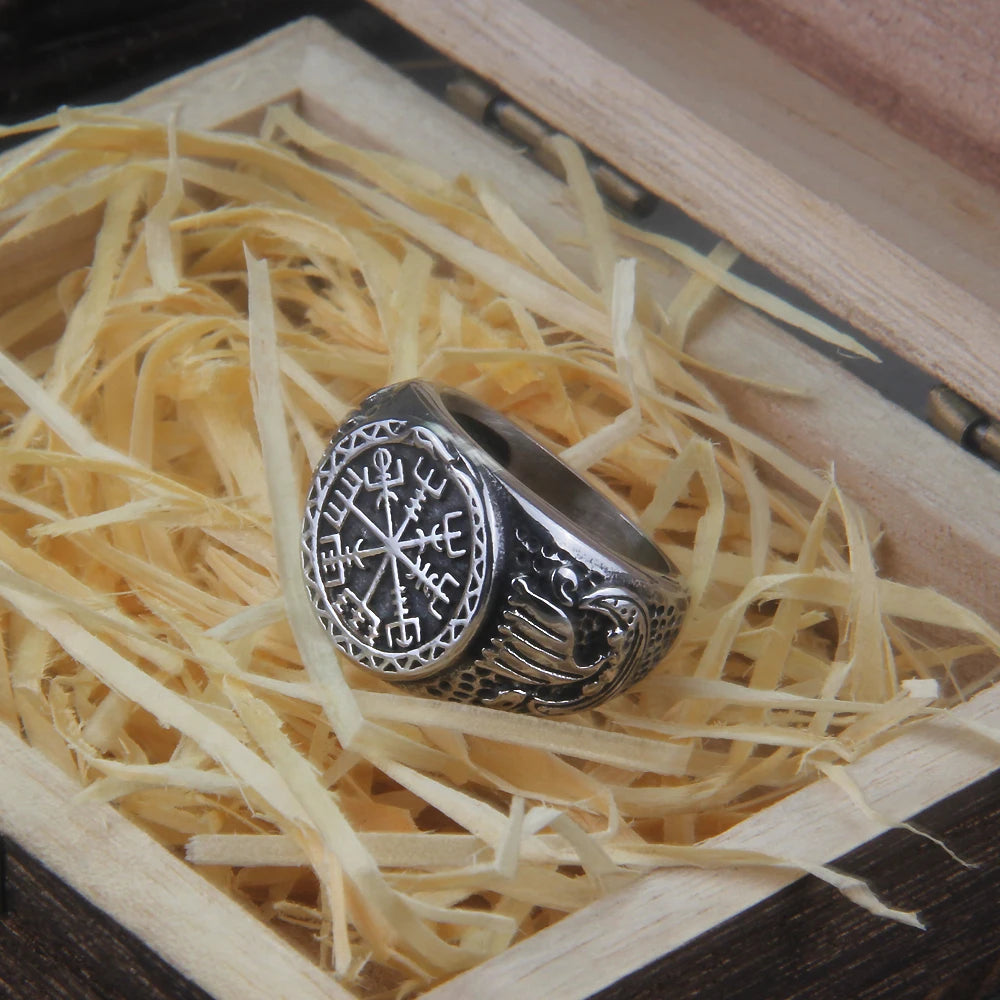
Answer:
302, 415, 489, 676
403, 520, 686, 716
302, 380, 687, 715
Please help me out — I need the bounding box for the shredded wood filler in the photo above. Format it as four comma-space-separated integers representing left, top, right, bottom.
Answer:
1, 106, 998, 996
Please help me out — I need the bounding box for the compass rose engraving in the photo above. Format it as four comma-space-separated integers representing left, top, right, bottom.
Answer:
303, 420, 489, 676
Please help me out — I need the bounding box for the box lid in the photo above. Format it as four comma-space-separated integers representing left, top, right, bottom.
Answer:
370, 0, 1000, 421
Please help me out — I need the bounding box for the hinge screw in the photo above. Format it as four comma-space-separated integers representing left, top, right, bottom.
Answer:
928, 385, 1000, 466
445, 73, 656, 217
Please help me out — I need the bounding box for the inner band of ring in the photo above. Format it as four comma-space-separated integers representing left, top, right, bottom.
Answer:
435, 386, 672, 578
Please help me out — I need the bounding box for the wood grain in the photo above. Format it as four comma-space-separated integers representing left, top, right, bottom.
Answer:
699, 0, 1000, 193
0, 838, 211, 1000
295, 39, 1000, 624
368, 0, 1000, 421
2, 14, 1000, 1000
596, 765, 1000, 1000
0, 723, 346, 1000
425, 678, 1000, 999
8, 765, 1000, 1000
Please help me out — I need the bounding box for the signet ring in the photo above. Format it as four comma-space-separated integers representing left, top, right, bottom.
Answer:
301, 380, 687, 715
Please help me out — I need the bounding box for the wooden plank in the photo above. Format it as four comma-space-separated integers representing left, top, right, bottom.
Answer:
117, 11, 305, 128
0, 838, 212, 1000
368, 0, 1000, 421
0, 724, 345, 1000
428, 679, 1000, 999
699, 0, 1000, 192
689, 307, 1000, 623
596, 766, 1000, 1000
294, 42, 1000, 623
8, 757, 1000, 1000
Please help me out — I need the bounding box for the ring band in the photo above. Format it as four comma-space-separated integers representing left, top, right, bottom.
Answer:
301, 381, 687, 715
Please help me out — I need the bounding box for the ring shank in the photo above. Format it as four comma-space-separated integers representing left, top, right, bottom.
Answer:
438, 387, 672, 576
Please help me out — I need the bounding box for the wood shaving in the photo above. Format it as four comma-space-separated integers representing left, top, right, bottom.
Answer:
0, 105, 997, 995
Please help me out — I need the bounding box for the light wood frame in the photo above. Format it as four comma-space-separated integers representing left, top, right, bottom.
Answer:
2, 16, 999, 1000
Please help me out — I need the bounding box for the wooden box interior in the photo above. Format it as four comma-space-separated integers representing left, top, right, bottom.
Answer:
1, 11, 999, 1000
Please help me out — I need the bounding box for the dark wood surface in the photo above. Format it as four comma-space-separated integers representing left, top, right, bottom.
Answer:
0, 837, 211, 1000
0, 1, 395, 121
596, 767, 1000, 1000
3, 768, 1000, 998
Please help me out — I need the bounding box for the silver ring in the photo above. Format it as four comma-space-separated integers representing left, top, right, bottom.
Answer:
301, 381, 687, 715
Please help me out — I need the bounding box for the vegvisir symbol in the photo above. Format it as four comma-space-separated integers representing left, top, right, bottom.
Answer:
319, 445, 470, 652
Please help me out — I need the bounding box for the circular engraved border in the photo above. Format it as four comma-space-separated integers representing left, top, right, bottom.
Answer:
302, 417, 490, 677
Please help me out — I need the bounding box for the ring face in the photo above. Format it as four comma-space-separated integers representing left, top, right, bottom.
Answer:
302, 416, 490, 677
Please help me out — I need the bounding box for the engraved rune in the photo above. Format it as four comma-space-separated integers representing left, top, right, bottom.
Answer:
320, 445, 469, 652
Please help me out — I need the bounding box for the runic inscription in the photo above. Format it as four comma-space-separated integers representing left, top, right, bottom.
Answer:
314, 436, 480, 661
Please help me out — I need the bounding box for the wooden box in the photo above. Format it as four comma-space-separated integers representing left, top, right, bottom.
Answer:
3, 4, 1000, 997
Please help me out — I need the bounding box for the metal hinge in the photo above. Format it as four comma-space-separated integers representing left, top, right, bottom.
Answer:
445, 74, 657, 218
928, 385, 1000, 467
